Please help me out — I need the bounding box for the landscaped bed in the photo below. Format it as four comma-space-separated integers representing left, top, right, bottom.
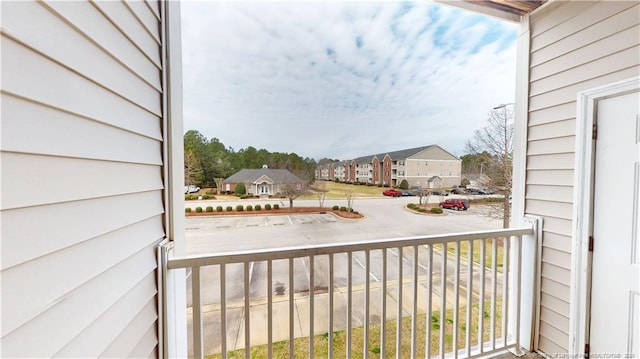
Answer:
185, 206, 363, 219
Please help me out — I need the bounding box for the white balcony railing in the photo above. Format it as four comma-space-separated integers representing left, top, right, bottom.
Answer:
161, 226, 535, 359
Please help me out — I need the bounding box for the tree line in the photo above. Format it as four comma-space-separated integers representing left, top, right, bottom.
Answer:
183, 130, 317, 188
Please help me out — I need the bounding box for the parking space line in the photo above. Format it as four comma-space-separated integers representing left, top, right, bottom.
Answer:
352, 256, 380, 282
286, 215, 293, 225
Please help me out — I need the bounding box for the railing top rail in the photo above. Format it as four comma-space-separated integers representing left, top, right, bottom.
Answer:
167, 226, 532, 269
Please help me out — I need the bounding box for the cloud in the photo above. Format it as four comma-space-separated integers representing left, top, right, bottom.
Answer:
181, 1, 518, 160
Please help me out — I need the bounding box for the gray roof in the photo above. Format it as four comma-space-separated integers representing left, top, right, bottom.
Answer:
223, 168, 305, 184
350, 145, 437, 164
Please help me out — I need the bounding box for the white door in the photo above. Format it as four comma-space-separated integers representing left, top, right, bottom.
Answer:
590, 90, 640, 355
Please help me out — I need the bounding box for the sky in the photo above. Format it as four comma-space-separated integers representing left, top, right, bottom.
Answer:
180, 1, 519, 160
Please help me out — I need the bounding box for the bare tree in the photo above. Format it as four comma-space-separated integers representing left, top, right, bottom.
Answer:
214, 177, 225, 195
466, 106, 514, 228
279, 182, 307, 209
184, 150, 202, 187
345, 189, 355, 211
416, 188, 431, 208
310, 180, 328, 208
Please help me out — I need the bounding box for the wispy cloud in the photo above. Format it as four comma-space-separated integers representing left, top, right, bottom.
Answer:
181, 1, 518, 159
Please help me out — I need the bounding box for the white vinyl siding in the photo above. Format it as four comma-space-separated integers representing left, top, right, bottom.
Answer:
526, 1, 640, 353
1, 1, 166, 357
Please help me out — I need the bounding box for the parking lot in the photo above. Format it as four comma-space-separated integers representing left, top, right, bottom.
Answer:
185, 197, 502, 302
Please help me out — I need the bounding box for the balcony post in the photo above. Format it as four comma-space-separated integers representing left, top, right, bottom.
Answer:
509, 215, 542, 355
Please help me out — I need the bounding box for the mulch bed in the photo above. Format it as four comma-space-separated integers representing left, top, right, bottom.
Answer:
185, 206, 363, 219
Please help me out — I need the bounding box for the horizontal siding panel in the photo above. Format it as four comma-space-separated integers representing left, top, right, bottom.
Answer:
100, 299, 158, 358
527, 153, 575, 170
526, 184, 574, 203
1, 1, 161, 116
1, 217, 163, 336
529, 66, 640, 111
145, 0, 161, 20
527, 170, 574, 186
531, 1, 635, 52
541, 231, 572, 253
1, 191, 164, 270
531, 4, 640, 67
1, 36, 162, 140
531, 45, 640, 96
529, 1, 594, 37
528, 102, 575, 126
541, 262, 571, 285
531, 25, 640, 82
538, 334, 567, 355
539, 321, 569, 351
1, 244, 158, 357
542, 247, 572, 271
126, 322, 159, 359
124, 1, 161, 44
540, 307, 569, 333
1, 152, 163, 210
1, 94, 162, 165
541, 216, 573, 237
526, 198, 573, 220
527, 137, 575, 156
540, 277, 570, 303
91, 1, 161, 68
54, 272, 157, 358
41, 0, 161, 91
528, 119, 576, 141
540, 292, 570, 318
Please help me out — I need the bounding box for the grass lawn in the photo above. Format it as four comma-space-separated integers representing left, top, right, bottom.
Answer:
207, 301, 502, 359
301, 181, 391, 200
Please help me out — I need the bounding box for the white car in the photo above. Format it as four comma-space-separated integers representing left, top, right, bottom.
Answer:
184, 185, 200, 194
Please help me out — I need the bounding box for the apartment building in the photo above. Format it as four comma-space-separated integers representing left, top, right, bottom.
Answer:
316, 145, 461, 188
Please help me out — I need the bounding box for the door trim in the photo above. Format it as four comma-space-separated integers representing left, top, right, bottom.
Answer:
570, 76, 640, 355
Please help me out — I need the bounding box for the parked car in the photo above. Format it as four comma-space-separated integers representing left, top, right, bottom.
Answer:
383, 189, 402, 197
431, 190, 448, 196
450, 188, 467, 195
401, 190, 415, 196
467, 188, 490, 195
185, 185, 200, 194
439, 198, 469, 211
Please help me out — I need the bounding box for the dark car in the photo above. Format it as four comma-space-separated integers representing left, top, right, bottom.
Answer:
450, 188, 467, 195
401, 190, 415, 196
467, 188, 489, 195
431, 190, 448, 196
383, 189, 402, 197
439, 198, 470, 211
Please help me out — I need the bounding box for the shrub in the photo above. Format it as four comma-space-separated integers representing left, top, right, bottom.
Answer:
431, 207, 443, 214
185, 207, 192, 213
185, 194, 194, 200
202, 195, 212, 200
205, 189, 216, 195
399, 179, 409, 190
195, 207, 203, 213
265, 204, 272, 210
417, 208, 426, 213
254, 204, 261, 211
340, 206, 347, 211
274, 204, 280, 209
236, 205, 244, 212
332, 205, 339, 210
353, 211, 359, 214
226, 206, 233, 212
216, 206, 223, 212
235, 182, 246, 195
205, 206, 213, 212
246, 205, 253, 211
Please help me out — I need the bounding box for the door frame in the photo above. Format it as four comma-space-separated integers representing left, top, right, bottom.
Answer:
569, 76, 640, 355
